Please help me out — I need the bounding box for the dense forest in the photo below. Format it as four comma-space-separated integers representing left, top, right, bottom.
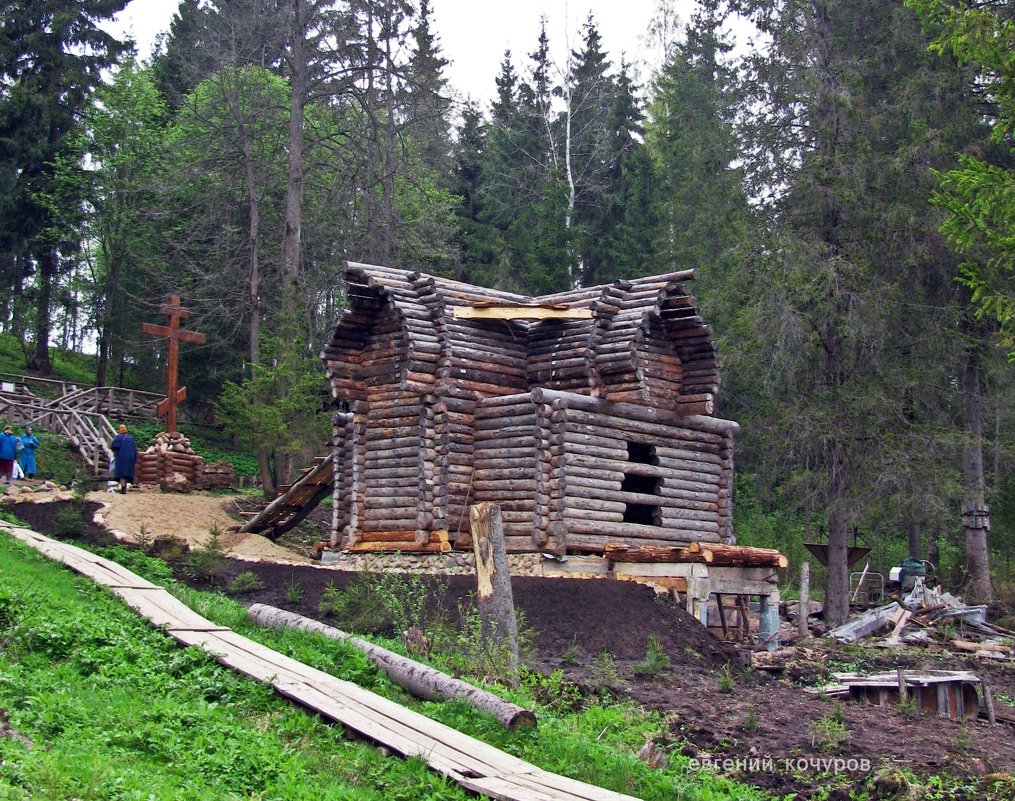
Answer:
2, 0, 1014, 620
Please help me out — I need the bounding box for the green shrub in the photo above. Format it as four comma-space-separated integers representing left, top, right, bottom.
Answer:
592, 650, 623, 688
227, 571, 264, 594
318, 572, 449, 639
438, 600, 533, 686
633, 634, 670, 676
285, 579, 304, 605
185, 527, 228, 585
54, 505, 87, 538
809, 715, 850, 752
717, 663, 735, 694
562, 636, 581, 665
525, 668, 585, 714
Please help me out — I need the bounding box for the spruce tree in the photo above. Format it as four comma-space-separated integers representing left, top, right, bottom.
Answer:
0, 0, 129, 372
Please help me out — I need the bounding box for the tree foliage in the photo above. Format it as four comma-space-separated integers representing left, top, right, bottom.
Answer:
0, 0, 1013, 594
907, 0, 1015, 353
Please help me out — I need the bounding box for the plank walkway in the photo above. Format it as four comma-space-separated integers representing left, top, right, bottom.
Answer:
1, 523, 643, 801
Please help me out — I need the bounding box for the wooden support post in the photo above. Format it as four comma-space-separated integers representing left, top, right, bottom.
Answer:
469, 502, 520, 685
715, 592, 729, 639
981, 680, 996, 725
758, 589, 781, 652
686, 576, 710, 625
799, 561, 811, 639
737, 595, 751, 640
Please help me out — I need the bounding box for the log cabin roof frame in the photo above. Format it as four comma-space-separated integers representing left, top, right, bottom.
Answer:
324, 262, 719, 406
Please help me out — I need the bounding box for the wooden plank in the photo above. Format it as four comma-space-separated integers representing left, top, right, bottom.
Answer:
57, 556, 162, 590
109, 587, 232, 632
453, 306, 593, 321
192, 631, 537, 777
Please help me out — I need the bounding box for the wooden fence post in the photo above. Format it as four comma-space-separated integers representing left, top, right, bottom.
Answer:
799, 560, 811, 638
469, 502, 520, 684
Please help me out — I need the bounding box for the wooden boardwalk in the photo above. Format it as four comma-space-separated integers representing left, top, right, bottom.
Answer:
2, 523, 643, 801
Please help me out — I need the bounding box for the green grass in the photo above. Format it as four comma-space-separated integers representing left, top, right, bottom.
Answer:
0, 533, 770, 801
0, 333, 100, 389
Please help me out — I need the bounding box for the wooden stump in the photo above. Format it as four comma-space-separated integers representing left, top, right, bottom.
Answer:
469, 502, 520, 685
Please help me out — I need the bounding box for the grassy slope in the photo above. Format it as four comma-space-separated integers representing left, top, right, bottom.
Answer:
0, 533, 768, 801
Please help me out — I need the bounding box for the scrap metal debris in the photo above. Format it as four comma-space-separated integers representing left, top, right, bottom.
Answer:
825, 579, 1014, 658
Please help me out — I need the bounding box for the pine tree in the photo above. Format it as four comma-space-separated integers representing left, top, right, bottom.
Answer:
404, 0, 452, 175
731, 0, 999, 618
0, 0, 130, 373
646, 1, 748, 288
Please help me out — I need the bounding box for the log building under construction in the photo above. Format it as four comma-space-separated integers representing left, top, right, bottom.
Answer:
322, 262, 740, 558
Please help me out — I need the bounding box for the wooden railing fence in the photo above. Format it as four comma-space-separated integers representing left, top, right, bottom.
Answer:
0, 379, 161, 475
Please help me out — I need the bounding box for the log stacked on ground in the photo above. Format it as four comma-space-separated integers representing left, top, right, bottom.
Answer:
136, 431, 205, 488
323, 263, 741, 557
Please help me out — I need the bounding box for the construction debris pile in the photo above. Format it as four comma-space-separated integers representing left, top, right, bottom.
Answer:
826, 578, 1014, 660
202, 461, 236, 490
810, 669, 990, 723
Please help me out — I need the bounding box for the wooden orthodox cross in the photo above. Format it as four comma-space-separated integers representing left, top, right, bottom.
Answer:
142, 295, 206, 433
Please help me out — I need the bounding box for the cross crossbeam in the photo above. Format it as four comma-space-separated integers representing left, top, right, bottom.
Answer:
142, 295, 206, 433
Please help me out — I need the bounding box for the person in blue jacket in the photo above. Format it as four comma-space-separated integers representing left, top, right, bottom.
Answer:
110, 424, 137, 494
18, 426, 39, 479
0, 426, 18, 484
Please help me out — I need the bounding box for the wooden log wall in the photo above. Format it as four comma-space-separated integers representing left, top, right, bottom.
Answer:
527, 319, 595, 394
331, 411, 354, 548
538, 388, 733, 553
324, 264, 738, 555
135, 450, 204, 487
470, 388, 734, 555
472, 394, 546, 553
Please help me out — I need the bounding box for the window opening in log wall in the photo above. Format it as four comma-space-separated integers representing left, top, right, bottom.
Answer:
621, 473, 661, 495
626, 441, 656, 464
623, 441, 661, 526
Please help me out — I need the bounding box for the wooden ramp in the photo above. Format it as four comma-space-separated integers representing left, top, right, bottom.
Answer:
239, 454, 335, 539
1, 523, 641, 801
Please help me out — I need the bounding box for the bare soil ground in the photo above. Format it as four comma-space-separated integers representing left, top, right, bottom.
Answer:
7, 493, 1015, 800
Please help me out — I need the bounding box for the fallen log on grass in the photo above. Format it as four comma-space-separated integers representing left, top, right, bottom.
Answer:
246, 603, 536, 730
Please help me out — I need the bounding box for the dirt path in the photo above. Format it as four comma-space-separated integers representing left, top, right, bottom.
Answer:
85, 487, 310, 564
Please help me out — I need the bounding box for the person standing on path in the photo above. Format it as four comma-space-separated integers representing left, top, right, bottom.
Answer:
110, 424, 137, 494
0, 426, 19, 484
18, 426, 39, 479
